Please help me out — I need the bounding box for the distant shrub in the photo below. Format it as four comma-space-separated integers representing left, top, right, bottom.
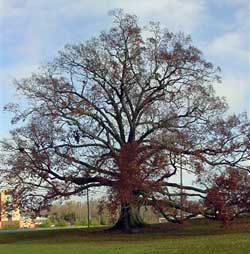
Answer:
37, 219, 52, 228
100, 216, 108, 225
90, 218, 99, 226
55, 220, 70, 227
2, 221, 20, 230
64, 212, 76, 225
74, 219, 87, 226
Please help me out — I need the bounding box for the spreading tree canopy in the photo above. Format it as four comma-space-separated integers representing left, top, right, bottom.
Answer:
1, 10, 249, 231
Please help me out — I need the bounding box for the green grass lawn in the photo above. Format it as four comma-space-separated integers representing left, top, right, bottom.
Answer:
0, 218, 249, 254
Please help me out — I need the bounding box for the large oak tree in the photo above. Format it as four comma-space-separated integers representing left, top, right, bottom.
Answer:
1, 10, 249, 231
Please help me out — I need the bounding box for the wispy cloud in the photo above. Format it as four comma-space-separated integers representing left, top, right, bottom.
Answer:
204, 0, 249, 116
208, 31, 248, 64
0, 0, 207, 98
207, 0, 249, 62
111, 0, 206, 32
1, 0, 206, 32
215, 74, 249, 115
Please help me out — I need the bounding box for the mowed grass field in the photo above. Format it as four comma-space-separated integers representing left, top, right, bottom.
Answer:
0, 218, 249, 254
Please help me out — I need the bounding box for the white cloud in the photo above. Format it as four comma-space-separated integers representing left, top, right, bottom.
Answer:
214, 74, 249, 116
207, 1, 249, 63
110, 0, 206, 32
0, 0, 207, 79
205, 0, 249, 117
1, 0, 206, 32
0, 63, 39, 87
0, 0, 207, 77
210, 0, 249, 7
0, 0, 207, 91
208, 31, 248, 63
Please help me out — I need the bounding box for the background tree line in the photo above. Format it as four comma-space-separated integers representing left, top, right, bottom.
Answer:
38, 199, 160, 227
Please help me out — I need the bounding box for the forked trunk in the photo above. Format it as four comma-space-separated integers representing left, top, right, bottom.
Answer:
111, 203, 145, 232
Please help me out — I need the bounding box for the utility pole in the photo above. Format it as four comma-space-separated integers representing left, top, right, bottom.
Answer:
180, 156, 184, 223
87, 187, 90, 229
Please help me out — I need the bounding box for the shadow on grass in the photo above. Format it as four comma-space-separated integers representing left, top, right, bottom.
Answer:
0, 217, 249, 245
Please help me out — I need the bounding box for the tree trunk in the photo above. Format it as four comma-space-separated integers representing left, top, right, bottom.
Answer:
111, 203, 145, 232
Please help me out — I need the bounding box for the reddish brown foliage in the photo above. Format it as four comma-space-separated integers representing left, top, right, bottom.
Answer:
0, 10, 249, 230
205, 168, 250, 225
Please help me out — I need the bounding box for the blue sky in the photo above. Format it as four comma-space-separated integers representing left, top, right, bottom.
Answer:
0, 0, 249, 138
